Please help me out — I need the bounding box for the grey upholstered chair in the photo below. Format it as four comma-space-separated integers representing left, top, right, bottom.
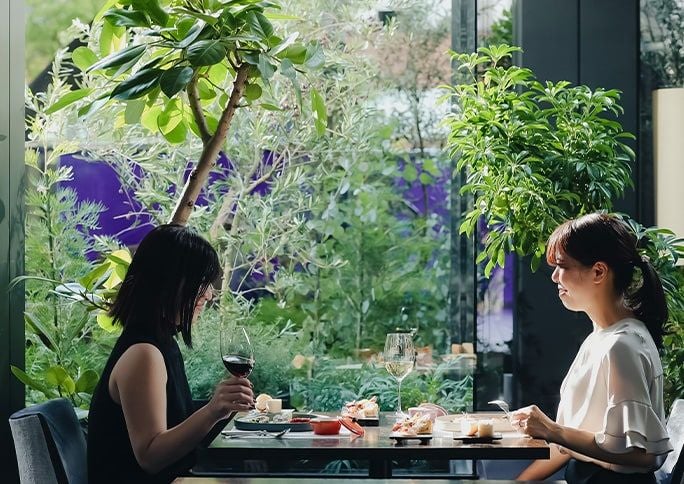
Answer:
656, 399, 684, 484
9, 398, 87, 484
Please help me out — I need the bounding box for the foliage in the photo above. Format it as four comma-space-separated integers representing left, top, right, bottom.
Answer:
25, 0, 102, 80
13, 51, 120, 407
19, 1, 462, 408
183, 305, 305, 399
374, 0, 451, 154
480, 8, 513, 47
291, 359, 472, 413
49, 0, 326, 226
623, 217, 684, 409
443, 44, 635, 276
642, 0, 684, 88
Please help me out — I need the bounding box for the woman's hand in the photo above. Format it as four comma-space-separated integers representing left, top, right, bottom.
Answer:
207, 376, 255, 421
510, 405, 560, 441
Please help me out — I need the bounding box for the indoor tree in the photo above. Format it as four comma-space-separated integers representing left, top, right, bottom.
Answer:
50, 0, 325, 228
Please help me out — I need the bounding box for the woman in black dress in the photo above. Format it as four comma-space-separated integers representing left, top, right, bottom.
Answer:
88, 225, 254, 483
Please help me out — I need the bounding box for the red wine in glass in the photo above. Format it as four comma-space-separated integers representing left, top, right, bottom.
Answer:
222, 355, 254, 377
220, 326, 254, 378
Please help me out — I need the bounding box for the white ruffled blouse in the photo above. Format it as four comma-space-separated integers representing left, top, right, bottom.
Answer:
556, 318, 673, 473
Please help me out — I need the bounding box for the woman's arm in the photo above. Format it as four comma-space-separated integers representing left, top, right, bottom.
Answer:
110, 343, 254, 474
517, 444, 570, 480
511, 405, 657, 469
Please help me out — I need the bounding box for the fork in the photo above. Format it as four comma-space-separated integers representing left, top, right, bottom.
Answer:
487, 399, 511, 420
223, 428, 290, 439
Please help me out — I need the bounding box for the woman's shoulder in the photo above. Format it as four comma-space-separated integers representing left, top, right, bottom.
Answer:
605, 318, 655, 349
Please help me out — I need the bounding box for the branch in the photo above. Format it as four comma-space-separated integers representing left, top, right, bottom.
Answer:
187, 73, 212, 144
169, 63, 251, 226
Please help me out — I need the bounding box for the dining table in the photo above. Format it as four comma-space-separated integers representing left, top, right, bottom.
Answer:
198, 412, 550, 478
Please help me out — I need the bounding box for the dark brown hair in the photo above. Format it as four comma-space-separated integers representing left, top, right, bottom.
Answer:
546, 213, 668, 347
109, 224, 221, 347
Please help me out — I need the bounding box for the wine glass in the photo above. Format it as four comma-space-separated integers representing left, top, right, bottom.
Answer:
220, 326, 255, 378
384, 332, 415, 417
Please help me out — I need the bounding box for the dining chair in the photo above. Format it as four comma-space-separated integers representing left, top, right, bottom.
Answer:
9, 398, 87, 484
656, 399, 684, 484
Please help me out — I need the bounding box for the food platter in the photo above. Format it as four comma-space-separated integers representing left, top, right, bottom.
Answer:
389, 433, 433, 445
434, 413, 512, 433
452, 432, 503, 443
233, 412, 320, 432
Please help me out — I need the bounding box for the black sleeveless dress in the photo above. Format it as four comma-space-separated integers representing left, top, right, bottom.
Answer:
88, 326, 195, 483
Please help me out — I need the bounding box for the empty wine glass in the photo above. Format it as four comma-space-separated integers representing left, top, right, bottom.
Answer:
384, 332, 415, 417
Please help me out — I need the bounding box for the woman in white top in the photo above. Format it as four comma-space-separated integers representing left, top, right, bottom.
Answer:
511, 213, 673, 484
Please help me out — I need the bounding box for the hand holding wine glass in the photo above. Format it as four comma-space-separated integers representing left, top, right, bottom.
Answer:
212, 327, 255, 421
384, 332, 415, 417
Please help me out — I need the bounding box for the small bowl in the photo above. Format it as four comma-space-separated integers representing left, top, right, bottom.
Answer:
310, 417, 342, 435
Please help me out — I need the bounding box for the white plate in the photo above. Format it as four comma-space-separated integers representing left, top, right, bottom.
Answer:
434, 413, 513, 433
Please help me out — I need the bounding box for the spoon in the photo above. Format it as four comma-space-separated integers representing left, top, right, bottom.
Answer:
487, 399, 511, 420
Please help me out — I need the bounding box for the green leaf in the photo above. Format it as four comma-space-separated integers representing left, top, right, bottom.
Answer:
244, 83, 262, 101
403, 164, 418, 182
24, 313, 58, 351
131, 0, 169, 26
162, 119, 188, 144
103, 8, 151, 28
257, 53, 276, 81
246, 11, 274, 38
419, 173, 433, 185
171, 6, 218, 25
310, 87, 326, 136
45, 366, 76, 394
45, 88, 93, 115
99, 21, 126, 57
88, 44, 146, 73
11, 366, 54, 398
110, 68, 163, 100
72, 47, 98, 71
280, 43, 307, 64
79, 262, 111, 291
141, 105, 162, 131
97, 312, 120, 333
197, 79, 216, 100
160, 66, 194, 97
304, 42, 325, 69
94, 0, 120, 22
259, 102, 282, 111
270, 32, 299, 57
124, 99, 147, 124
78, 97, 110, 118
75, 369, 99, 394
175, 20, 205, 49
186, 39, 227, 67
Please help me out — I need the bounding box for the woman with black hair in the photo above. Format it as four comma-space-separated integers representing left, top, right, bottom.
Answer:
511, 213, 673, 484
88, 225, 254, 483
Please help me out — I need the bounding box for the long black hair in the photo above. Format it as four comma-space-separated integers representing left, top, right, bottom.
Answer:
546, 213, 668, 347
109, 224, 221, 347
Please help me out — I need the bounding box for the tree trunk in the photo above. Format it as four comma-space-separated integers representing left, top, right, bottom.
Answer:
169, 65, 251, 226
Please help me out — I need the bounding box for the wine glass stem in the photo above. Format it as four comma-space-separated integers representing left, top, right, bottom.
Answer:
397, 378, 403, 414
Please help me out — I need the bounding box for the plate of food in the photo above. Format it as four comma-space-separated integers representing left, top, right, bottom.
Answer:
234, 412, 320, 432
451, 418, 502, 442
389, 413, 433, 444
389, 433, 433, 445
341, 396, 380, 426
452, 433, 503, 443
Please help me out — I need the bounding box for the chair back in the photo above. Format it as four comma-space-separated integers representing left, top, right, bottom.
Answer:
9, 398, 87, 484
656, 399, 684, 484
